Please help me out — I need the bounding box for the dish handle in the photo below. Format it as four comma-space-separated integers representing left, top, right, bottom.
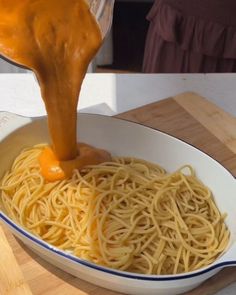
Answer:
0, 111, 31, 139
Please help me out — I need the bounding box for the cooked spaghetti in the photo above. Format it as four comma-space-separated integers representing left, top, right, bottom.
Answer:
0, 145, 230, 275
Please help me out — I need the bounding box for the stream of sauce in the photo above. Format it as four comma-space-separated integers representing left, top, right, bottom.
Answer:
0, 0, 111, 181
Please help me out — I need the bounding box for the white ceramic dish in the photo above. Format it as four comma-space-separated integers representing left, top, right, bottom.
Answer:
0, 111, 236, 295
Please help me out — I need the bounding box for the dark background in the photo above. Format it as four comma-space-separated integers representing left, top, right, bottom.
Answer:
99, 1, 152, 72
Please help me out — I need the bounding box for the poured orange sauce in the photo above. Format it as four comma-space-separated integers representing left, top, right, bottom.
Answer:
0, 0, 111, 181
39, 144, 110, 182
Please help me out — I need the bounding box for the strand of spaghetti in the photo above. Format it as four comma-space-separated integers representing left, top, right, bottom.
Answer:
174, 246, 183, 274
184, 214, 216, 246
174, 220, 217, 257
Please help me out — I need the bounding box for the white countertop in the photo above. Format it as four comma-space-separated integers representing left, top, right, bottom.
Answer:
0, 73, 235, 295
0, 73, 235, 118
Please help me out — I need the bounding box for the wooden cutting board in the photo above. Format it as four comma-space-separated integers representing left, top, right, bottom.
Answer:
1, 92, 236, 295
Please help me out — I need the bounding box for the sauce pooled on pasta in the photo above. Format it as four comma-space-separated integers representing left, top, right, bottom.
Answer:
0, 0, 111, 181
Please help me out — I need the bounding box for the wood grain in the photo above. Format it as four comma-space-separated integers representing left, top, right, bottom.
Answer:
174, 92, 236, 154
1, 92, 236, 295
0, 226, 32, 295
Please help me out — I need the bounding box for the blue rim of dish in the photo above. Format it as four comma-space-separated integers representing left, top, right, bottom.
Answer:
0, 113, 236, 281
1, 213, 236, 281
